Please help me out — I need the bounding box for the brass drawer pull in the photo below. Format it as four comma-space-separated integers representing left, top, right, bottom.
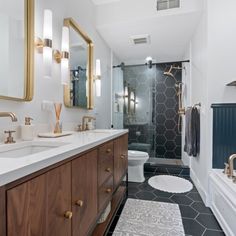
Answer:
120, 154, 125, 159
106, 188, 112, 193
76, 200, 83, 207
106, 148, 111, 153
106, 167, 111, 172
64, 211, 73, 219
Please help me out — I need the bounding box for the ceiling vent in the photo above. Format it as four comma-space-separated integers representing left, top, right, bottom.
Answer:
157, 0, 180, 11
130, 34, 150, 45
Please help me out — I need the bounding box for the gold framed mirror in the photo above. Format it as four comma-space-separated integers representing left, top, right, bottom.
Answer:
63, 18, 94, 110
0, 0, 34, 101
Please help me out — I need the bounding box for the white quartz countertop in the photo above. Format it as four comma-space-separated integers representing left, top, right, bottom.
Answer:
0, 129, 128, 186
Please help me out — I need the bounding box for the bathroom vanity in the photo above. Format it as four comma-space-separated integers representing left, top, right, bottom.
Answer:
0, 130, 128, 236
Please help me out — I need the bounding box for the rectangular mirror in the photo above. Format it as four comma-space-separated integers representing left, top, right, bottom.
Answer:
63, 18, 94, 110
0, 0, 34, 101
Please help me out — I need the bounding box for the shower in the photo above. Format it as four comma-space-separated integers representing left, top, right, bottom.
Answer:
164, 65, 185, 133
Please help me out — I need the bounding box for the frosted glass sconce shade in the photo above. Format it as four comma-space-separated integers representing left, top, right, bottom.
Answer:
95, 59, 101, 97
61, 26, 69, 85
95, 79, 101, 97
43, 9, 52, 79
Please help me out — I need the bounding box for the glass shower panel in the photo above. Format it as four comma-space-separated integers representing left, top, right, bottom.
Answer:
112, 67, 124, 129
123, 65, 157, 157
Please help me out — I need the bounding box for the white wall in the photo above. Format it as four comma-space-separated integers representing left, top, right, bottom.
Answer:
185, 0, 236, 204
0, 0, 112, 141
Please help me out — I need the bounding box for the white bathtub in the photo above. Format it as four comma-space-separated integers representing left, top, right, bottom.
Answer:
209, 169, 236, 236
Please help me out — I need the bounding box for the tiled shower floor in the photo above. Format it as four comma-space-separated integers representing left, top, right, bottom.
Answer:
107, 170, 225, 236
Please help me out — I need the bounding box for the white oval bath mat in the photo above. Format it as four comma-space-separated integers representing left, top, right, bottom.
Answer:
148, 175, 193, 193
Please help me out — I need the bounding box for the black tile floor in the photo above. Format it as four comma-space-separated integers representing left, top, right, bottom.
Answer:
107, 171, 225, 236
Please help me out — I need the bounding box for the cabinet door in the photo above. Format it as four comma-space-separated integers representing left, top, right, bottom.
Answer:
72, 150, 98, 236
114, 134, 128, 188
7, 163, 72, 236
47, 162, 72, 236
7, 175, 47, 236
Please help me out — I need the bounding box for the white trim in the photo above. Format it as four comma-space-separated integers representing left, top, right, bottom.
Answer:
190, 168, 209, 206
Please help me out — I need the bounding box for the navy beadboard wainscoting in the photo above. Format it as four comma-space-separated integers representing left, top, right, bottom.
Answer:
212, 103, 236, 168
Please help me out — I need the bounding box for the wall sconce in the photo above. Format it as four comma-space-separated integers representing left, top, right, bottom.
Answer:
61, 26, 69, 85
95, 59, 101, 97
35, 9, 63, 79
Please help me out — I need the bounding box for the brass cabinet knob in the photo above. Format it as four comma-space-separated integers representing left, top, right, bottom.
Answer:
106, 148, 111, 153
76, 200, 83, 207
106, 167, 111, 172
64, 211, 73, 219
120, 154, 125, 159
106, 188, 112, 193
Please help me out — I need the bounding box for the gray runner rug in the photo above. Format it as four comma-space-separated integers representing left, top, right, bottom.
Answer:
113, 198, 184, 236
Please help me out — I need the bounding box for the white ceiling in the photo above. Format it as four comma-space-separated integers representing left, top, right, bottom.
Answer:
92, 0, 120, 5
93, 0, 203, 64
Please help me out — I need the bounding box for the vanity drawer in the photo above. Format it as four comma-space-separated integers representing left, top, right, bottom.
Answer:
98, 157, 113, 187
98, 176, 113, 212
98, 141, 114, 163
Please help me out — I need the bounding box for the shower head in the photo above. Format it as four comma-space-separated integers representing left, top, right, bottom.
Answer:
164, 64, 185, 80
164, 71, 175, 78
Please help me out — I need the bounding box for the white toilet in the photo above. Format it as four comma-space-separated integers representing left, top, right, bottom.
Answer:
128, 150, 149, 183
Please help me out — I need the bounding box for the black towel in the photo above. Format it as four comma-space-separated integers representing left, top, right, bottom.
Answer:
191, 107, 200, 157
184, 107, 200, 157
184, 108, 192, 156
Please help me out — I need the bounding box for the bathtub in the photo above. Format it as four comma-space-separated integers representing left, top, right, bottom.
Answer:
209, 169, 236, 236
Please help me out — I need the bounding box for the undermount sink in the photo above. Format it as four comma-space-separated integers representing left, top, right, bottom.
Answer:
0, 141, 70, 158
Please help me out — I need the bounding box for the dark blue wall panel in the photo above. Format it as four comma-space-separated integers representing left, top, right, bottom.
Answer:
212, 103, 236, 168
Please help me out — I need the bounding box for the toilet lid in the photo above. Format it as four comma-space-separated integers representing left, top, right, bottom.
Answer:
128, 150, 149, 158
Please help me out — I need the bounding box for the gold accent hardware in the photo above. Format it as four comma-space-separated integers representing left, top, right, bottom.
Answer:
35, 37, 44, 53
228, 154, 236, 178
4, 130, 16, 144
76, 200, 84, 207
0, 0, 34, 102
106, 168, 111, 172
64, 211, 73, 219
63, 18, 94, 110
25, 117, 33, 125
223, 163, 230, 175
53, 50, 62, 63
82, 116, 96, 131
0, 112, 17, 122
106, 188, 112, 193
106, 149, 111, 154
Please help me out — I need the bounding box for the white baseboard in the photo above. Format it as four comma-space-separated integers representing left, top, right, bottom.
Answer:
190, 169, 209, 206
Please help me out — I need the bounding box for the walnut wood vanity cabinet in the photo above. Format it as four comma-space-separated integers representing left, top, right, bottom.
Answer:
0, 133, 128, 236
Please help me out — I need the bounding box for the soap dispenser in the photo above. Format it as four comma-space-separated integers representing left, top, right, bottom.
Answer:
21, 117, 34, 141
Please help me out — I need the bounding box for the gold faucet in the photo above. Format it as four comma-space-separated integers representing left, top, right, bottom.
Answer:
227, 154, 236, 178
0, 112, 17, 122
82, 116, 96, 131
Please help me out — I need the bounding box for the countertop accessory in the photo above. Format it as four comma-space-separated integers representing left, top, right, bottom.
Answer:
4, 130, 16, 144
21, 117, 35, 141
54, 103, 62, 134
38, 131, 73, 138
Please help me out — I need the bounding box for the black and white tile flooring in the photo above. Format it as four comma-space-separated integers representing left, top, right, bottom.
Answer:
107, 171, 225, 236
